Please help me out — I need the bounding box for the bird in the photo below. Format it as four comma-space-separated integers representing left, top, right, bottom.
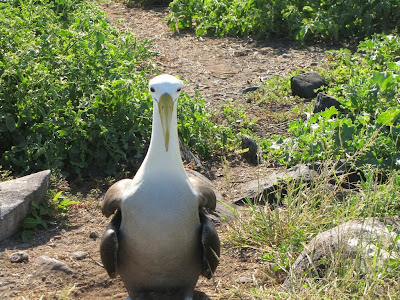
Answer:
100, 74, 220, 300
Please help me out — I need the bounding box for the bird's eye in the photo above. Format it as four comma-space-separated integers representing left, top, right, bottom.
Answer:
150, 87, 155, 92
177, 88, 181, 92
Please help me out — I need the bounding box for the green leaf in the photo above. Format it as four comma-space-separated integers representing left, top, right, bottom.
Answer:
5, 115, 16, 132
23, 217, 40, 229
302, 6, 313, 13
377, 107, 400, 126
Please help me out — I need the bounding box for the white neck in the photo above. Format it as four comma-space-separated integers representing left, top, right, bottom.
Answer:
135, 103, 187, 179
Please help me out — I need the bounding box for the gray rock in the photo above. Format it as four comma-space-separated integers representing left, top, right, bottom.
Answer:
284, 217, 400, 288
236, 276, 254, 284
234, 164, 318, 206
242, 86, 260, 94
89, 231, 100, 239
310, 160, 365, 189
0, 170, 51, 241
241, 135, 258, 165
291, 72, 325, 98
9, 251, 29, 263
70, 251, 89, 260
36, 256, 73, 274
313, 93, 343, 113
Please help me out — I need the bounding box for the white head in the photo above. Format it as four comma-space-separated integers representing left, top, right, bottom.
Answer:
149, 74, 183, 152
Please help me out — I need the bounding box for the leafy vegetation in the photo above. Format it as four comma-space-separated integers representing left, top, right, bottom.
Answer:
178, 92, 255, 157
222, 33, 400, 299
21, 191, 77, 241
167, 0, 400, 42
2, 0, 400, 298
262, 34, 400, 170
0, 0, 154, 177
0, 0, 242, 178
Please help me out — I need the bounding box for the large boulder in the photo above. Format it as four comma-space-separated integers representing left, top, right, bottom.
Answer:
284, 217, 400, 288
291, 72, 325, 98
0, 170, 51, 241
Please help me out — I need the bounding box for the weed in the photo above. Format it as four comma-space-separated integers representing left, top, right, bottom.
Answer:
226, 165, 400, 299
21, 190, 78, 241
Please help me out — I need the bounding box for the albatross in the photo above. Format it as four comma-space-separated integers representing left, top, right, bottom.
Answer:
100, 74, 220, 300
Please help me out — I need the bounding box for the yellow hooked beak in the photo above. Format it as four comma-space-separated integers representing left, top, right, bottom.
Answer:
158, 93, 174, 152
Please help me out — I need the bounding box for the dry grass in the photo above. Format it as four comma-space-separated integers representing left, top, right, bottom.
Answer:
221, 162, 400, 299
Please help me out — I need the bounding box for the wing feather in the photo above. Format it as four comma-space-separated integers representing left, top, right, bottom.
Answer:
199, 209, 220, 278
101, 179, 132, 217
100, 209, 122, 278
186, 169, 216, 210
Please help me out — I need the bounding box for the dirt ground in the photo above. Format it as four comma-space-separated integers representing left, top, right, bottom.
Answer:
0, 3, 327, 299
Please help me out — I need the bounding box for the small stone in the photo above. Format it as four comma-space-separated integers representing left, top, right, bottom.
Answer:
291, 72, 326, 99
242, 86, 260, 94
241, 135, 258, 165
313, 93, 343, 114
9, 251, 29, 263
89, 231, 100, 239
36, 256, 73, 275
70, 251, 89, 260
233, 50, 248, 57
236, 276, 253, 284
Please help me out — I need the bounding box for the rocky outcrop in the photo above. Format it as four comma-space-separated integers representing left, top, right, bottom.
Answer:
284, 217, 400, 288
234, 164, 318, 206
234, 161, 365, 206
36, 255, 73, 275
0, 170, 51, 241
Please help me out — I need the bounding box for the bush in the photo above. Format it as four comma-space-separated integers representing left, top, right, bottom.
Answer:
167, 0, 400, 42
261, 34, 400, 169
0, 0, 155, 177
0, 0, 247, 178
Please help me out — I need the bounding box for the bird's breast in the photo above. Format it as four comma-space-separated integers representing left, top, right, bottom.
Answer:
120, 178, 200, 254
117, 178, 201, 286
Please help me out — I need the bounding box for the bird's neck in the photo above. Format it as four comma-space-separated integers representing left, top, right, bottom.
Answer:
137, 107, 187, 178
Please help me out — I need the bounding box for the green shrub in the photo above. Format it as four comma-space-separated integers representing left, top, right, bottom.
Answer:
0, 0, 245, 178
261, 34, 400, 169
0, 0, 155, 177
21, 191, 78, 241
167, 0, 400, 42
179, 92, 257, 157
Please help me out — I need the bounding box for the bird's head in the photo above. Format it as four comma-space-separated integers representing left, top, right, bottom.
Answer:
149, 74, 183, 152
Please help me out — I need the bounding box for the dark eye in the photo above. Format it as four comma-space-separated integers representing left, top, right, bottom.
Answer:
177, 88, 181, 92
150, 87, 155, 92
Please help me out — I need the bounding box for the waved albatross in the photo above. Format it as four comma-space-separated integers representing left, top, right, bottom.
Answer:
100, 74, 220, 300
